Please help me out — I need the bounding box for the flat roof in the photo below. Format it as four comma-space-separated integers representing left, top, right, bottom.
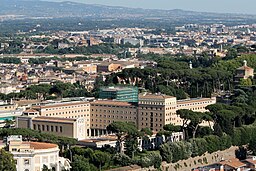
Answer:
32, 116, 77, 124
177, 97, 216, 104
33, 101, 90, 109
91, 100, 135, 107
101, 86, 136, 91
139, 94, 175, 99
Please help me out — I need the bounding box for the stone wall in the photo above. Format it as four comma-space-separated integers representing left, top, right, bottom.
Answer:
161, 146, 238, 171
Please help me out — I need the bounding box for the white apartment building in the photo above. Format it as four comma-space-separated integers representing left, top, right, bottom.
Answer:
6, 135, 71, 171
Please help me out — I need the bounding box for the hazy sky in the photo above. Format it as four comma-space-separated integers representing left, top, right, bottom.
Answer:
52, 0, 256, 14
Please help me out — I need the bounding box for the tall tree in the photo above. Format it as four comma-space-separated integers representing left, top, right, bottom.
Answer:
0, 149, 16, 171
106, 121, 138, 153
92, 151, 110, 171
71, 155, 91, 171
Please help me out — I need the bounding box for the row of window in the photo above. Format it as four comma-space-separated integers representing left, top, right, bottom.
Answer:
140, 112, 163, 117
91, 116, 136, 122
33, 124, 63, 133
139, 101, 165, 105
178, 107, 205, 110
139, 107, 164, 110
141, 118, 163, 122
45, 112, 89, 116
141, 122, 163, 128
177, 101, 213, 107
91, 109, 136, 114
45, 104, 89, 111
91, 104, 136, 109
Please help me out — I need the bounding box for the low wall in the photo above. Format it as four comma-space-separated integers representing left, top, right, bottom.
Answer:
161, 146, 238, 171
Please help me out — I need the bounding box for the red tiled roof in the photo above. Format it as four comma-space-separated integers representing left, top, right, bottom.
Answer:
219, 158, 246, 169
28, 142, 58, 150
245, 159, 256, 165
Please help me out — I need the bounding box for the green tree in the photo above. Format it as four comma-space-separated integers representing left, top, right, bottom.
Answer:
106, 121, 138, 153
113, 153, 132, 166
239, 78, 252, 86
42, 165, 50, 171
0, 149, 16, 171
92, 151, 110, 171
71, 155, 91, 171
159, 143, 173, 163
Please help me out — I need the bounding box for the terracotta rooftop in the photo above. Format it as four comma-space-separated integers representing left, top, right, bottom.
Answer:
27, 142, 58, 150
219, 158, 246, 169
91, 100, 135, 107
245, 158, 256, 165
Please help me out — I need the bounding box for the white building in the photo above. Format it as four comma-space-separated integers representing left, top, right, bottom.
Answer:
6, 135, 71, 171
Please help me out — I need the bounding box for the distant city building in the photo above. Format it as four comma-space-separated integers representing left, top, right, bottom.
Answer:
97, 62, 121, 73
235, 60, 254, 82
122, 38, 144, 46
99, 86, 139, 103
0, 101, 23, 128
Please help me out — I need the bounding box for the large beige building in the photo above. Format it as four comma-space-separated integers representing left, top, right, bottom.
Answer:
177, 98, 216, 112
31, 100, 91, 137
138, 94, 177, 131
90, 100, 137, 136
17, 116, 87, 140
17, 95, 216, 138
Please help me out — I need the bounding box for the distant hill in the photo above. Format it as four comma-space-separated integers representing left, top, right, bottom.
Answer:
1, 0, 256, 21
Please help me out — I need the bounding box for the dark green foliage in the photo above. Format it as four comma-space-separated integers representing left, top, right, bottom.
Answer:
71, 155, 91, 171
160, 141, 192, 163
92, 151, 110, 171
0, 57, 21, 64
107, 121, 138, 154
113, 153, 132, 166
134, 151, 162, 168
235, 146, 247, 160
0, 149, 16, 171
0, 128, 77, 146
0, 81, 92, 101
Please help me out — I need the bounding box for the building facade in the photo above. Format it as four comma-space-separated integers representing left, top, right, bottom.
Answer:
17, 94, 216, 139
235, 60, 254, 82
0, 101, 23, 128
16, 116, 87, 140
6, 135, 71, 171
31, 100, 91, 137
90, 100, 137, 136
99, 86, 139, 103
138, 94, 177, 131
